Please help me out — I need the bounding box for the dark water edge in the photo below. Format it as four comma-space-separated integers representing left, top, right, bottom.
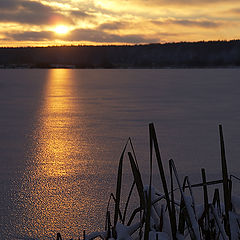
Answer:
1, 66, 240, 69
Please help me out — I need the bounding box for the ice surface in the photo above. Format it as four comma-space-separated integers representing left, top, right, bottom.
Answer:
1, 69, 240, 239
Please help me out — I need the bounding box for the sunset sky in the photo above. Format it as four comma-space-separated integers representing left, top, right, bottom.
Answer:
1, 0, 240, 47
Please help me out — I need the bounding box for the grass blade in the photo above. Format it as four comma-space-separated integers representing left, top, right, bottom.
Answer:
169, 159, 200, 240
114, 139, 129, 228
219, 125, 232, 236
128, 152, 145, 209
122, 181, 135, 224
149, 123, 177, 239
201, 168, 210, 238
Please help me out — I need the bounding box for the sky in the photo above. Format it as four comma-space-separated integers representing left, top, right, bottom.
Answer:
0, 0, 240, 47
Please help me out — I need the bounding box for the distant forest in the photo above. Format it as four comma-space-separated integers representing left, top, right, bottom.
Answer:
1, 40, 240, 68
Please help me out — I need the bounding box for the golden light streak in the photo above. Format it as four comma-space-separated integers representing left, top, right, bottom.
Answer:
18, 69, 94, 238
31, 69, 89, 177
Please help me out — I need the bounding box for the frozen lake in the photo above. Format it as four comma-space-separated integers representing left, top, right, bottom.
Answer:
0, 69, 240, 239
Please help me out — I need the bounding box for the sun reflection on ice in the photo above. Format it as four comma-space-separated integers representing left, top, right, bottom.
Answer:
31, 69, 91, 178
22, 69, 92, 239
36, 69, 75, 177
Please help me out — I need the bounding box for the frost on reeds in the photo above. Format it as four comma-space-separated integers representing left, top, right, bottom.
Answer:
57, 124, 240, 240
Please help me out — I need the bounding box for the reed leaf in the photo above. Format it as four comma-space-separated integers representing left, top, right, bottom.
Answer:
169, 159, 177, 237
122, 181, 135, 224
129, 138, 139, 170
182, 176, 197, 217
178, 197, 186, 235
106, 211, 111, 238
210, 204, 228, 240
191, 179, 223, 188
113, 139, 129, 228
127, 206, 142, 226
201, 168, 210, 238
144, 187, 152, 240
107, 193, 123, 228
149, 123, 177, 239
212, 188, 221, 215
128, 152, 145, 209
219, 125, 232, 236
169, 159, 200, 240
143, 124, 155, 240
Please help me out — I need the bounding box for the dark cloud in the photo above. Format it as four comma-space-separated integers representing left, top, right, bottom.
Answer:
0, 0, 19, 10
65, 28, 158, 43
134, 0, 239, 6
152, 19, 221, 28
3, 28, 159, 43
227, 8, 240, 14
43, 28, 159, 43
170, 19, 221, 28
97, 21, 128, 30
70, 10, 92, 19
6, 31, 53, 41
0, 0, 73, 25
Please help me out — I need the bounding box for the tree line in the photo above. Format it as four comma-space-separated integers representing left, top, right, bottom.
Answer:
1, 40, 240, 68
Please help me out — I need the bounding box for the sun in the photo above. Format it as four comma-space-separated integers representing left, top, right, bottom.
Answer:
54, 25, 70, 35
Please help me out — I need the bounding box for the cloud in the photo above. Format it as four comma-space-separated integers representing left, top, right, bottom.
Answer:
97, 21, 128, 30
172, 20, 221, 28
49, 28, 160, 43
66, 28, 158, 43
0, 0, 19, 10
6, 31, 53, 41
131, 0, 240, 6
0, 0, 239, 45
0, 0, 73, 25
70, 10, 92, 19
3, 27, 159, 43
152, 19, 222, 28
227, 8, 240, 14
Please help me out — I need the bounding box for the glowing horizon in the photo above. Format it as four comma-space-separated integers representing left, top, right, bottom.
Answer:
1, 0, 240, 47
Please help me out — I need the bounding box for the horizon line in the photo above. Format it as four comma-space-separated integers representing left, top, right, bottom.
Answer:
1, 39, 239, 49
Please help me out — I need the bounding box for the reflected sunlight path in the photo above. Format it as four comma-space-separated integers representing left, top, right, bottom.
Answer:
34, 69, 86, 177
22, 69, 93, 239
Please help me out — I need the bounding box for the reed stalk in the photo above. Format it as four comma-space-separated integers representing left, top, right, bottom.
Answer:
149, 123, 177, 239
219, 125, 232, 237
